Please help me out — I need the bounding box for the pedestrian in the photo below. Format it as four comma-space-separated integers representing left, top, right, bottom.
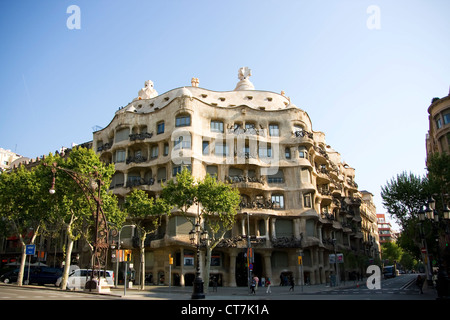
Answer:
250, 278, 256, 295
212, 276, 218, 292
415, 275, 424, 294
266, 277, 272, 294
289, 275, 295, 291
253, 275, 259, 291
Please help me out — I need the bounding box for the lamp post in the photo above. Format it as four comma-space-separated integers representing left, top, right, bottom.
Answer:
46, 162, 109, 289
418, 196, 450, 298
189, 217, 208, 299
111, 225, 136, 288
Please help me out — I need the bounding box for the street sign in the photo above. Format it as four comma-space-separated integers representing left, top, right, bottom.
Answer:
25, 245, 35, 255
249, 263, 253, 271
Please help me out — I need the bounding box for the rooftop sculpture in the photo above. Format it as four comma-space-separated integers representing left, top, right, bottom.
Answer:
234, 67, 255, 91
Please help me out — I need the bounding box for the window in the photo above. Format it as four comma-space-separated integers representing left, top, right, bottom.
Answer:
215, 143, 228, 156
269, 124, 279, 136
174, 135, 191, 149
271, 194, 284, 209
206, 165, 218, 177
303, 193, 312, 208
163, 143, 169, 156
435, 116, 442, 129
268, 170, 284, 183
173, 164, 191, 176
157, 167, 166, 182
115, 128, 129, 143
285, 147, 291, 159
210, 120, 224, 133
444, 111, 450, 125
151, 145, 159, 158
258, 144, 272, 158
202, 141, 210, 155
299, 147, 308, 159
157, 121, 165, 134
176, 114, 191, 127
115, 150, 126, 163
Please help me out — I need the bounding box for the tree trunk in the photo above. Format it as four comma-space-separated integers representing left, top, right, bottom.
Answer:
204, 246, 212, 293
61, 235, 74, 290
17, 226, 39, 286
17, 244, 27, 286
60, 215, 77, 291
140, 233, 146, 290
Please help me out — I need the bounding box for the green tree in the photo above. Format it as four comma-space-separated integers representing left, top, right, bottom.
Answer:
197, 173, 240, 291
381, 242, 403, 266
161, 168, 240, 292
124, 189, 172, 290
42, 147, 125, 290
381, 171, 428, 229
0, 164, 50, 286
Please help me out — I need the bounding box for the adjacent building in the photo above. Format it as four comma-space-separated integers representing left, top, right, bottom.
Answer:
426, 88, 450, 158
93, 68, 380, 286
376, 214, 397, 244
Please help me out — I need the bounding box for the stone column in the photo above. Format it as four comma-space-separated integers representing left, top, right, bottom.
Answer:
228, 250, 237, 287
263, 251, 272, 281
264, 216, 270, 241
270, 217, 276, 239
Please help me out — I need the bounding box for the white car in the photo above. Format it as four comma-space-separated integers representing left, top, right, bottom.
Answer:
57, 269, 114, 290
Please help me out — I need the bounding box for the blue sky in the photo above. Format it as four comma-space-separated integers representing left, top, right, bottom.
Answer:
1, 1, 449, 225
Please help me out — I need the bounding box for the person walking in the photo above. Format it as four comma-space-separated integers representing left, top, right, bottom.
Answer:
289, 275, 295, 291
265, 277, 272, 294
250, 278, 256, 295
415, 275, 424, 294
253, 275, 259, 291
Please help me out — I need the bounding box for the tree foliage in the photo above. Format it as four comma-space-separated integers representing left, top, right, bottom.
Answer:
161, 168, 240, 291
0, 164, 51, 285
124, 189, 172, 290
380, 171, 428, 228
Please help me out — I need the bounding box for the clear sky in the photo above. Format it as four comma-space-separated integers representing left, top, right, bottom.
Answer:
1, 0, 449, 226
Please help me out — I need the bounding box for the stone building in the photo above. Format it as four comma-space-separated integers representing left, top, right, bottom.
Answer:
93, 68, 379, 286
426, 88, 450, 157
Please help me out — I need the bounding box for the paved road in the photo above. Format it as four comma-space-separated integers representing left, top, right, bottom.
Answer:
0, 273, 435, 301
1, 275, 443, 319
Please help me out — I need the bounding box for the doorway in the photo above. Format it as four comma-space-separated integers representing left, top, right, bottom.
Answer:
235, 251, 263, 286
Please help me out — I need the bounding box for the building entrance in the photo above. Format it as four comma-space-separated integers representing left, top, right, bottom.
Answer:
235, 251, 263, 287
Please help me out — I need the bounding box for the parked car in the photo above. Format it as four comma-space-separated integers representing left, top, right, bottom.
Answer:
0, 269, 20, 284
56, 269, 114, 290
1, 266, 62, 286
383, 265, 396, 279
29, 267, 63, 286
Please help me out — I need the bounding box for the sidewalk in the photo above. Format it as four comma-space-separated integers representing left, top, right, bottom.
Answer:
110, 281, 369, 299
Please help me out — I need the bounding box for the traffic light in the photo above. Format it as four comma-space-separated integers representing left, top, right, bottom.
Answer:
124, 250, 132, 262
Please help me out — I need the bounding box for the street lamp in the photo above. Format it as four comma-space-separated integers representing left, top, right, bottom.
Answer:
46, 162, 109, 290
112, 224, 136, 289
190, 217, 208, 299
418, 195, 450, 298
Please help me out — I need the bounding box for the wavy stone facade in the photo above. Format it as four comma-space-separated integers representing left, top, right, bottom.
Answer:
93, 70, 380, 286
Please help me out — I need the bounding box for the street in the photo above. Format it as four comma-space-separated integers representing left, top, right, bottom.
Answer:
1, 275, 444, 319
0, 274, 436, 301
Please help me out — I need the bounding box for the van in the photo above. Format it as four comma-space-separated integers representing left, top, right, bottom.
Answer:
56, 269, 114, 290
1, 267, 62, 286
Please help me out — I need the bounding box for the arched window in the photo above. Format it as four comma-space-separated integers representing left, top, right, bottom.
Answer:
175, 114, 191, 127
